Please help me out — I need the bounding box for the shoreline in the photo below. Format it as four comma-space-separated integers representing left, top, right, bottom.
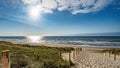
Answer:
1, 40, 120, 49
6, 40, 120, 49
2, 40, 120, 51
29, 43, 120, 49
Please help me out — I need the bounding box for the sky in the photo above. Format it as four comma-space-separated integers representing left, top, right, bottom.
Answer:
0, 0, 120, 36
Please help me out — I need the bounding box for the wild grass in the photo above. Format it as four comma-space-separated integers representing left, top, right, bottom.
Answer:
102, 48, 120, 54
100, 48, 120, 60
0, 41, 74, 68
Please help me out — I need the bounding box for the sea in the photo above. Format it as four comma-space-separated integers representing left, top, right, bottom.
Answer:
0, 36, 120, 48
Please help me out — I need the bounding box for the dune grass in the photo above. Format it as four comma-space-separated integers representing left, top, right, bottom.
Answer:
0, 41, 74, 68
102, 48, 120, 53
100, 48, 120, 60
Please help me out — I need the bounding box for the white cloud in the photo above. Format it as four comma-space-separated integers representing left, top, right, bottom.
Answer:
22, 0, 39, 4
70, 0, 113, 14
42, 0, 57, 9
22, 0, 113, 14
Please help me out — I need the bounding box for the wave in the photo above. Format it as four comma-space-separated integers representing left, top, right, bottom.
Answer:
0, 36, 120, 47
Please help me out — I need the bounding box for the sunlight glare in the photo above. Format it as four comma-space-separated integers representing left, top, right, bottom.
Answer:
27, 36, 43, 43
28, 6, 41, 20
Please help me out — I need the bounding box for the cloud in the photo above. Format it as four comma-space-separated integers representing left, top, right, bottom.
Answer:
22, 0, 113, 14
42, 0, 57, 9
22, 0, 39, 4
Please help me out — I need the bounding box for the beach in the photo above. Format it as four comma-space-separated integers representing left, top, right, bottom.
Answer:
61, 46, 120, 68
33, 44, 120, 68
74, 48, 120, 68
0, 41, 120, 68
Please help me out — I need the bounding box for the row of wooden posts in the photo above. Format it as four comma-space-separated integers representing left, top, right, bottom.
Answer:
104, 51, 117, 61
1, 48, 82, 68
58, 47, 82, 66
73, 47, 82, 60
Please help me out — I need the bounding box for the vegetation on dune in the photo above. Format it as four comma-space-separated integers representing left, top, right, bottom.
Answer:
101, 48, 120, 60
102, 48, 120, 54
0, 41, 74, 68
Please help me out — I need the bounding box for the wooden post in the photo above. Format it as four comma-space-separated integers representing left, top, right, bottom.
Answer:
2, 50, 10, 68
69, 51, 71, 64
58, 50, 62, 67
73, 50, 75, 59
77, 48, 79, 56
78, 48, 80, 55
114, 52, 116, 61
76, 48, 77, 58
109, 51, 111, 58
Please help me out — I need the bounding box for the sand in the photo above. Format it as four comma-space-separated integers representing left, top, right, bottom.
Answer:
62, 47, 120, 68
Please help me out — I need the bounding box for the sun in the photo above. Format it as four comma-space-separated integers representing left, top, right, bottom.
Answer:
28, 6, 41, 20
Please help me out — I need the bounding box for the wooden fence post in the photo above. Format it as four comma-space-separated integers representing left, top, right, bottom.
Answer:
77, 48, 79, 56
76, 48, 77, 59
109, 51, 111, 58
73, 49, 75, 59
2, 50, 10, 68
58, 50, 62, 67
114, 52, 116, 61
69, 51, 71, 64
78, 48, 81, 55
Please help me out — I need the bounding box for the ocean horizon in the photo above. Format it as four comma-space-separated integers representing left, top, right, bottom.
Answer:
0, 36, 120, 48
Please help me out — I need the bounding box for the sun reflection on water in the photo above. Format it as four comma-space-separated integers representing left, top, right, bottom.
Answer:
26, 36, 43, 43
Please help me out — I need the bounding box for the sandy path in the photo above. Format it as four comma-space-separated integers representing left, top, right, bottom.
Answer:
74, 48, 120, 68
